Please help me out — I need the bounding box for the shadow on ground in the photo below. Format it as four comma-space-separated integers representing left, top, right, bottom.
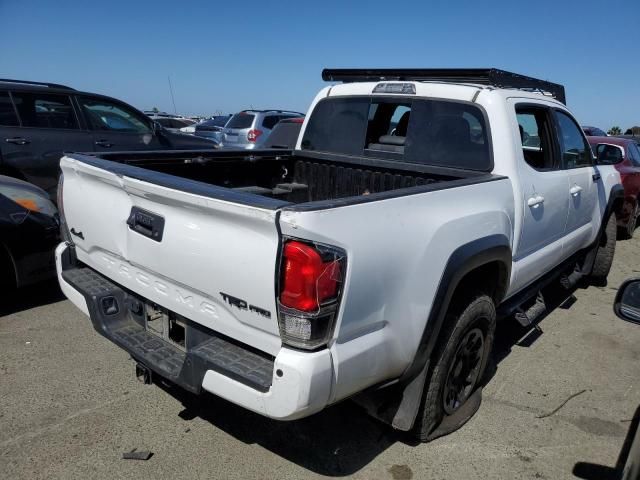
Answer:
0, 279, 64, 317
158, 380, 397, 477
573, 403, 640, 480
155, 281, 585, 477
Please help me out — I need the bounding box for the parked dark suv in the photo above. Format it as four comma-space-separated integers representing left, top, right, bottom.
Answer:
0, 79, 218, 199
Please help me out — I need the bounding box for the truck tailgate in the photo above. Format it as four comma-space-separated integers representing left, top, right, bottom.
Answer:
60, 155, 283, 356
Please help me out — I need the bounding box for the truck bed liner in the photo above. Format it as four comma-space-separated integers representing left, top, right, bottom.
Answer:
70, 149, 474, 207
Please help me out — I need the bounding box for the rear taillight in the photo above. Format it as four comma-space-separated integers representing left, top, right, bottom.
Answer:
277, 239, 346, 350
57, 173, 72, 243
247, 129, 263, 142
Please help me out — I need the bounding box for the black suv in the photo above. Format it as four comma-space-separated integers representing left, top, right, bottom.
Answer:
0, 79, 217, 198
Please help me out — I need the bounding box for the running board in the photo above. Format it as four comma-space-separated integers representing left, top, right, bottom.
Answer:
514, 291, 546, 328
559, 268, 584, 290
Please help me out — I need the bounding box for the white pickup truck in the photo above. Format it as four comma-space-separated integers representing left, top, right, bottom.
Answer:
56, 69, 623, 441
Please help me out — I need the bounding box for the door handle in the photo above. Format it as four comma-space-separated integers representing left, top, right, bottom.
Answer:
5, 137, 30, 145
95, 140, 113, 148
592, 173, 601, 182
570, 185, 583, 196
527, 195, 545, 207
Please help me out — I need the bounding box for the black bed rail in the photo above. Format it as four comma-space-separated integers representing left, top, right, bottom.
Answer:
322, 68, 566, 104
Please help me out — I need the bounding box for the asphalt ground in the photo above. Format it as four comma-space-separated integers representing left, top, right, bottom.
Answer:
1, 236, 640, 479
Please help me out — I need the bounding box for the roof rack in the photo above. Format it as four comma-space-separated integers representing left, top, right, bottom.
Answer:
0, 78, 76, 91
242, 109, 305, 115
322, 68, 566, 104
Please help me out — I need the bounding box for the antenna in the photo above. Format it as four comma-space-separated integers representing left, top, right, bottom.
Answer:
168, 75, 177, 114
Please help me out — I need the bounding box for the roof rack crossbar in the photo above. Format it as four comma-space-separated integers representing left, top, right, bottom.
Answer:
321, 68, 566, 104
242, 109, 305, 115
0, 78, 76, 91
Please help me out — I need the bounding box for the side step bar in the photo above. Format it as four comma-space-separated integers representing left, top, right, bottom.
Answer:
514, 291, 546, 328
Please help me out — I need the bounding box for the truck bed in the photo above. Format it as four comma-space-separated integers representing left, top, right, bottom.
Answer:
77, 149, 480, 206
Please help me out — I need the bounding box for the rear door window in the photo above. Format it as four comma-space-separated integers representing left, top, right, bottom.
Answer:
227, 113, 255, 129
11, 92, 79, 129
0, 92, 19, 126
261, 115, 280, 130
516, 107, 557, 170
301, 97, 492, 171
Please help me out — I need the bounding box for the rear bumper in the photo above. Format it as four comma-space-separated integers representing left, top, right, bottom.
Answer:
55, 243, 333, 420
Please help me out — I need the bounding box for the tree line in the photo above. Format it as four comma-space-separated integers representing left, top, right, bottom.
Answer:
607, 126, 640, 136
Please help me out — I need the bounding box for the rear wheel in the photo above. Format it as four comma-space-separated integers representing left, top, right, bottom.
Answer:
412, 294, 495, 442
590, 214, 616, 282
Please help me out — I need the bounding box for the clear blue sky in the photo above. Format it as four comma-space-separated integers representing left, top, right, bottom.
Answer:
1, 0, 638, 130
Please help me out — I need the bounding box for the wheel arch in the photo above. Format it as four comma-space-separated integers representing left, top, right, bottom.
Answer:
382, 234, 512, 431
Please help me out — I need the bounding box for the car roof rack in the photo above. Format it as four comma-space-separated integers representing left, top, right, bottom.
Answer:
242, 109, 305, 115
322, 68, 566, 104
0, 78, 76, 91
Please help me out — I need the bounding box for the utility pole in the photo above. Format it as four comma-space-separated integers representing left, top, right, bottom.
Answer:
168, 75, 177, 115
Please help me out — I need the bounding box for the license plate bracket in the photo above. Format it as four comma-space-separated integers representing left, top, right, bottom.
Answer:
144, 303, 187, 351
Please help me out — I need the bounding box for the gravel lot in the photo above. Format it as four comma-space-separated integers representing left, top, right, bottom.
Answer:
2, 237, 640, 479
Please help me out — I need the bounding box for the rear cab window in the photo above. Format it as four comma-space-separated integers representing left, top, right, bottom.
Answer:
300, 96, 492, 171
11, 92, 79, 129
227, 113, 255, 129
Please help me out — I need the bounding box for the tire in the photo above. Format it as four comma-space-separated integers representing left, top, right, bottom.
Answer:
412, 294, 496, 442
619, 202, 638, 240
0, 246, 14, 288
590, 214, 616, 281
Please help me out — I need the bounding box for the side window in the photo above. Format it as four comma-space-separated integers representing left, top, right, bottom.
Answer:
555, 111, 592, 168
516, 107, 556, 170
261, 115, 280, 130
627, 143, 640, 166
79, 97, 151, 133
0, 92, 19, 126
11, 92, 78, 129
595, 144, 624, 165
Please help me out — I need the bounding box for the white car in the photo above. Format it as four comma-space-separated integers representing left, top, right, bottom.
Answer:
56, 68, 622, 441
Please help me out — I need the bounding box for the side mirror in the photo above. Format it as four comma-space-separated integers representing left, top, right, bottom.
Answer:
614, 279, 640, 324
595, 143, 623, 165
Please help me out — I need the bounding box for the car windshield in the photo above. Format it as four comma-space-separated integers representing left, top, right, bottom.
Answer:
226, 113, 254, 129
201, 117, 229, 128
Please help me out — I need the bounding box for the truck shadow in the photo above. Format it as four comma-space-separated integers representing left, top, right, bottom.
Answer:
0, 280, 65, 317
159, 281, 587, 477
158, 380, 396, 477
490, 281, 583, 369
